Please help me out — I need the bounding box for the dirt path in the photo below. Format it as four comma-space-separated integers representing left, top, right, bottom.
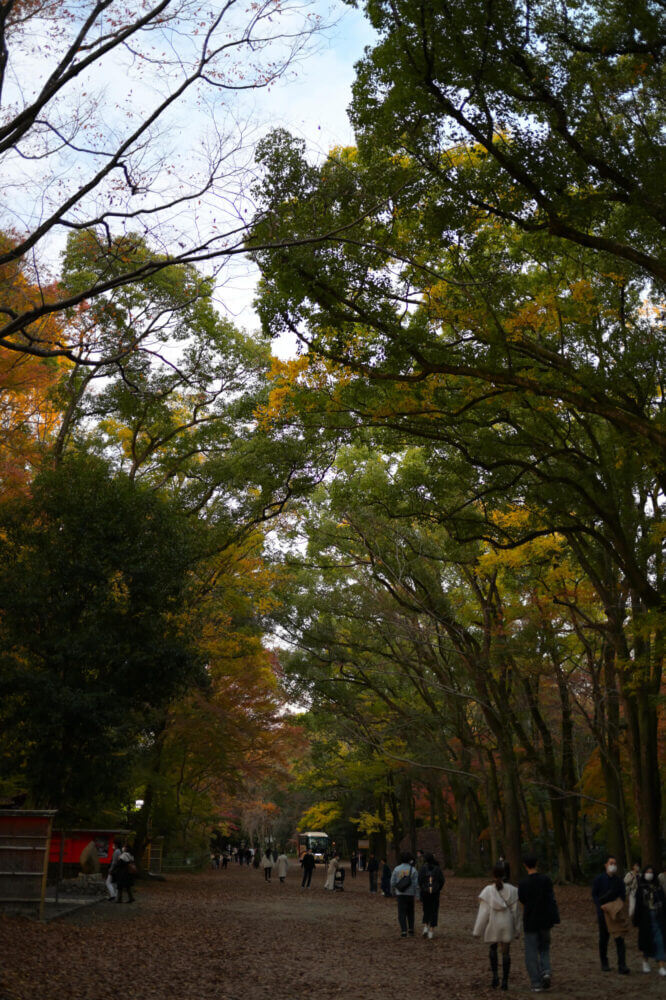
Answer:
0, 864, 662, 999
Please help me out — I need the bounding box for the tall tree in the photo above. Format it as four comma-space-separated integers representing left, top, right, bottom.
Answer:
0, 454, 205, 819
348, 0, 665, 282
251, 141, 666, 862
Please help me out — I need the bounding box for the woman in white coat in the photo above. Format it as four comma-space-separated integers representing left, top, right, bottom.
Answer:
275, 852, 289, 883
324, 852, 340, 890
473, 863, 520, 990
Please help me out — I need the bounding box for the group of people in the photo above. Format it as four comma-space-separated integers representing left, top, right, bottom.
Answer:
379, 849, 666, 992
215, 846, 261, 866
108, 835, 666, 991
469, 852, 666, 992
215, 845, 291, 879
259, 848, 290, 883
594, 856, 666, 977
472, 855, 557, 992
105, 840, 136, 903
389, 851, 445, 940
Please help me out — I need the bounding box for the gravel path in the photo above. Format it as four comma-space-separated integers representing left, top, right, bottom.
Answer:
0, 864, 661, 999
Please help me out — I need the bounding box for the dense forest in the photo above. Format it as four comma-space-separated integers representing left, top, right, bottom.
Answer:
0, 0, 664, 881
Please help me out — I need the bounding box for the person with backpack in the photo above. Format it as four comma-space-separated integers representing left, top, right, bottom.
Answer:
390, 851, 420, 937
473, 863, 520, 989
518, 854, 560, 992
418, 853, 445, 939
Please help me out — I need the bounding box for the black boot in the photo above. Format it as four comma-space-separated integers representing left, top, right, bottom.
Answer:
501, 953, 511, 990
616, 937, 630, 974
489, 944, 499, 989
599, 940, 610, 971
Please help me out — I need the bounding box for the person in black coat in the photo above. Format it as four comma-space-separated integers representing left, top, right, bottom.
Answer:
633, 865, 666, 975
300, 848, 316, 889
592, 855, 629, 974
518, 855, 559, 990
380, 858, 391, 896
114, 843, 135, 904
418, 854, 445, 939
367, 853, 379, 893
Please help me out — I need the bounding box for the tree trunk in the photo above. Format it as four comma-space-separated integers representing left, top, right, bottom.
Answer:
556, 665, 583, 879
499, 748, 523, 884
432, 783, 453, 868
132, 785, 154, 871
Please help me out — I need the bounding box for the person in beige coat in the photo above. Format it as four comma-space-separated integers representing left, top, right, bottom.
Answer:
275, 852, 289, 883
261, 850, 273, 882
324, 852, 340, 890
473, 864, 520, 990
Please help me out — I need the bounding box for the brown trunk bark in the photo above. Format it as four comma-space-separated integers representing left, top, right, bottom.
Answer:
432, 783, 453, 868
499, 748, 523, 883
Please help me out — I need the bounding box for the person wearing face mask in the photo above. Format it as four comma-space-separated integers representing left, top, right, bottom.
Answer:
633, 865, 666, 976
592, 856, 630, 974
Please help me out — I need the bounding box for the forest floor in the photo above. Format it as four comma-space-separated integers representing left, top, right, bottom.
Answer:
0, 864, 662, 1000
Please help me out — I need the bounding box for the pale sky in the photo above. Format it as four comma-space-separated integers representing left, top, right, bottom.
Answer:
210, 2, 377, 353
1, 1, 375, 358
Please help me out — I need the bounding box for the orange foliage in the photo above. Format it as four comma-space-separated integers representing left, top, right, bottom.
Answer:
0, 235, 67, 494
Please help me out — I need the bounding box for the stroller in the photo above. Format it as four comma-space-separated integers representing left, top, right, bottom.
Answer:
334, 866, 345, 892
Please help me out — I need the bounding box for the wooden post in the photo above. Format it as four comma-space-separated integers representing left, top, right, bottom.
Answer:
38, 814, 54, 922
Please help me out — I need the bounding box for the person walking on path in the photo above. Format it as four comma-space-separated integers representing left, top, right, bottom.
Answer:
473, 863, 520, 990
350, 851, 357, 878
324, 851, 340, 890
633, 865, 666, 976
380, 858, 391, 897
261, 850, 273, 882
275, 852, 289, 884
415, 849, 425, 873
496, 856, 511, 881
367, 853, 379, 893
390, 852, 420, 938
418, 853, 445, 939
114, 844, 135, 904
300, 847, 315, 889
592, 855, 630, 974
106, 840, 121, 901
625, 862, 640, 918
518, 854, 559, 992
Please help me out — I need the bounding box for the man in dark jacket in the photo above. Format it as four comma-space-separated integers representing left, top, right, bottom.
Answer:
592, 856, 630, 974
518, 855, 558, 991
367, 853, 379, 892
300, 848, 316, 889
